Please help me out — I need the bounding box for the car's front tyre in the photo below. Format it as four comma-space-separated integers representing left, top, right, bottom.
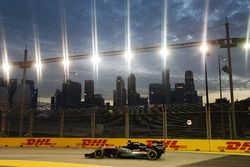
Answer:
94, 149, 105, 159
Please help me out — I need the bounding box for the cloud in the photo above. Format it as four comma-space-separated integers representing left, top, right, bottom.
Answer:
185, 34, 193, 41
0, 0, 250, 102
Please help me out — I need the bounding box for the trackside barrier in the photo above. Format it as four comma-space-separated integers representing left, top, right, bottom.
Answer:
210, 140, 250, 153
0, 138, 249, 154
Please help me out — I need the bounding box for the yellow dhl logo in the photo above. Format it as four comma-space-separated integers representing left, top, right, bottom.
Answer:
21, 139, 56, 146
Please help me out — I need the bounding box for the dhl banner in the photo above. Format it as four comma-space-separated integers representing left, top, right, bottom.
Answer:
0, 138, 249, 154
210, 140, 250, 153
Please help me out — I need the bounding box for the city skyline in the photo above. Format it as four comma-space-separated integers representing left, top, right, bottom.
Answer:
1, 67, 249, 105
0, 0, 250, 103
0, 68, 204, 106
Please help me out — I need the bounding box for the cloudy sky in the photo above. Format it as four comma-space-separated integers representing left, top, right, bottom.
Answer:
0, 0, 250, 103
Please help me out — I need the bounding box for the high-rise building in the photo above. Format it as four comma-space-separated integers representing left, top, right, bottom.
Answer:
113, 90, 117, 106
50, 96, 55, 110
162, 69, 171, 104
149, 83, 166, 105
25, 80, 35, 92
25, 80, 37, 109
128, 74, 136, 92
84, 80, 94, 107
162, 69, 171, 89
0, 78, 4, 87
128, 74, 137, 106
122, 88, 127, 106
93, 94, 104, 106
62, 80, 81, 107
197, 96, 203, 105
184, 70, 197, 104
114, 76, 126, 106
185, 71, 195, 91
174, 83, 185, 103
0, 86, 9, 112
55, 89, 63, 109
31, 89, 38, 109
12, 83, 32, 110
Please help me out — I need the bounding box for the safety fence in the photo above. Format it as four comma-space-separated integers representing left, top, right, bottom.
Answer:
1, 104, 250, 139
0, 138, 249, 155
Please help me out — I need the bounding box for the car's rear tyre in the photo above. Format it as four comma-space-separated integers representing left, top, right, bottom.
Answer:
147, 149, 158, 160
94, 149, 104, 159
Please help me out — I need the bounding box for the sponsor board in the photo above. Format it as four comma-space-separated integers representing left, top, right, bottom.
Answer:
76, 139, 115, 147
21, 138, 57, 147
212, 140, 250, 153
0, 138, 249, 154
146, 140, 187, 150
75, 138, 188, 150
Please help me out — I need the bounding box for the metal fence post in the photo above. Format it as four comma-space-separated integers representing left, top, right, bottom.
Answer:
1, 112, 7, 137
59, 107, 64, 137
205, 104, 212, 139
28, 110, 34, 137
162, 104, 167, 139
91, 108, 96, 138
124, 107, 129, 138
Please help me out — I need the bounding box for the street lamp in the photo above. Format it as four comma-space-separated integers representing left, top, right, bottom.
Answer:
200, 43, 211, 139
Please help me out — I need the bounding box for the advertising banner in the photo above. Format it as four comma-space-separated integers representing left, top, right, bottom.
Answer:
0, 138, 249, 155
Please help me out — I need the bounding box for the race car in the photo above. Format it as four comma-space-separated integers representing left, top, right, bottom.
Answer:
84, 140, 165, 160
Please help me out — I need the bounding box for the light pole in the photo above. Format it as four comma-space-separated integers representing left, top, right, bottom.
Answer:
225, 19, 236, 139
19, 47, 28, 137
218, 55, 226, 138
204, 53, 211, 139
200, 44, 211, 139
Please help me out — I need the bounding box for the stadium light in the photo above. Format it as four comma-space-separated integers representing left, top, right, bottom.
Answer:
2, 63, 11, 74
91, 55, 100, 64
125, 50, 133, 61
62, 59, 70, 67
35, 62, 42, 71
200, 43, 209, 54
159, 47, 169, 56
243, 42, 250, 50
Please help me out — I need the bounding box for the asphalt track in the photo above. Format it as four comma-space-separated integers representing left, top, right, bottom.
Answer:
0, 148, 250, 167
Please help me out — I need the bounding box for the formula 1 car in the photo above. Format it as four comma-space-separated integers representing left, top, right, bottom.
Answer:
84, 140, 165, 160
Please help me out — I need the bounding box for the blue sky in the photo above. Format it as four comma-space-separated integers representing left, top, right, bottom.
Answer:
0, 0, 250, 103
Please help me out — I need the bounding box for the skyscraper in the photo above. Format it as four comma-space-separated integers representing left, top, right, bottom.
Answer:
25, 80, 35, 92
31, 89, 38, 109
93, 94, 104, 106
0, 78, 4, 87
25, 80, 37, 109
114, 76, 126, 106
162, 69, 171, 104
113, 90, 117, 106
62, 80, 81, 107
84, 80, 94, 107
50, 96, 55, 110
128, 74, 136, 92
128, 74, 137, 106
184, 70, 197, 104
149, 83, 166, 105
55, 89, 63, 109
174, 83, 185, 103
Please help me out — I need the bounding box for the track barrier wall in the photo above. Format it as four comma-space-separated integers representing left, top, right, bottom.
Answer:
0, 138, 249, 154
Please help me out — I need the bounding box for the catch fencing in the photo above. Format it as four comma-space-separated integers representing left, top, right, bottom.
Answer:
1, 104, 249, 140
